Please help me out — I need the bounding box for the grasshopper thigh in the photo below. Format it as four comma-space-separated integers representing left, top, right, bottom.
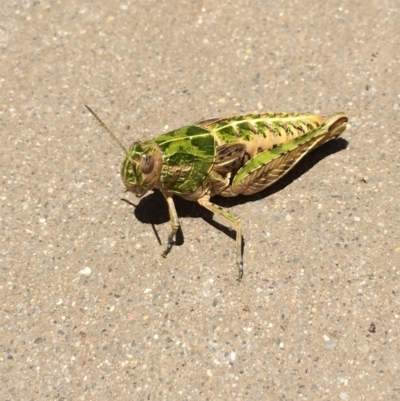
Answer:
232, 134, 328, 196
231, 113, 347, 196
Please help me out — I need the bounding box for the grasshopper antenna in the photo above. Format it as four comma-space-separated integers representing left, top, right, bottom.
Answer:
85, 105, 128, 155
85, 105, 159, 243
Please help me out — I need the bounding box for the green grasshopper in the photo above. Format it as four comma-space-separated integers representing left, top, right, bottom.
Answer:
85, 105, 347, 280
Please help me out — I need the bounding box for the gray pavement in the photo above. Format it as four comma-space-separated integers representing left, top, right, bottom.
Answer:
1, 1, 399, 400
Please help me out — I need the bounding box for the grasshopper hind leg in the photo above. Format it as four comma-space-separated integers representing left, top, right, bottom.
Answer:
198, 194, 243, 281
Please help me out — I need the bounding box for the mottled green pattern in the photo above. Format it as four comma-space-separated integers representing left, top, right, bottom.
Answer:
151, 112, 328, 194
155, 126, 216, 193
200, 112, 324, 145
154, 125, 210, 142
121, 156, 134, 184
128, 141, 149, 155
232, 117, 332, 186
122, 140, 154, 187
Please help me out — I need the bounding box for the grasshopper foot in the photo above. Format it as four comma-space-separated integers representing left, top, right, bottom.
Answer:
237, 262, 243, 282
162, 242, 174, 258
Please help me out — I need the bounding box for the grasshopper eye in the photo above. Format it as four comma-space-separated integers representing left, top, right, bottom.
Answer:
141, 154, 154, 174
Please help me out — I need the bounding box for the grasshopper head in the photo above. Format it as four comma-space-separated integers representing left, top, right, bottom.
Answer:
84, 106, 163, 198
121, 140, 163, 197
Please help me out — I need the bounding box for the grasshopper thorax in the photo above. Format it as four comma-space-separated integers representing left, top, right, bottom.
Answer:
121, 140, 163, 197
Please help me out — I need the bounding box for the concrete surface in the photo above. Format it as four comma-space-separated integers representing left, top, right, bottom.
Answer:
1, 1, 399, 400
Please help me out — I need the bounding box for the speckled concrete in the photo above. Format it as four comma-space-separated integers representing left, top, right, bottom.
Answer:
1, 1, 399, 400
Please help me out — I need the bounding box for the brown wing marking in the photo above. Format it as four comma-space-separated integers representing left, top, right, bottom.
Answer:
213, 143, 247, 174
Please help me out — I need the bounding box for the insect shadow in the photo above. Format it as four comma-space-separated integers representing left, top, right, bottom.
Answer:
125, 137, 348, 247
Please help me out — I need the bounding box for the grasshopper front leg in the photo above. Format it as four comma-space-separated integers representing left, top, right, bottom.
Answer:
198, 194, 243, 281
161, 191, 180, 258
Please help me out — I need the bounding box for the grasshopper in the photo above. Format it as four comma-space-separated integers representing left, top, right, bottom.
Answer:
85, 105, 347, 280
